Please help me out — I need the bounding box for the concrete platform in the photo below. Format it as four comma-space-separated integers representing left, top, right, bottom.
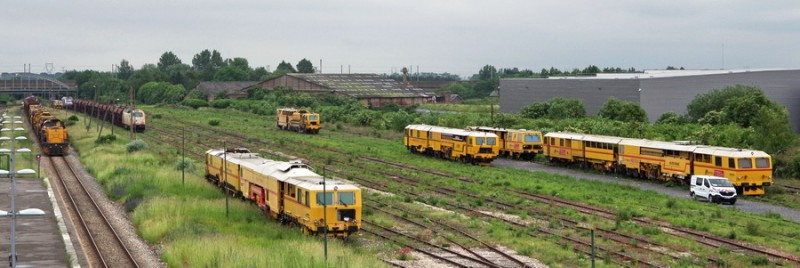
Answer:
0, 177, 72, 267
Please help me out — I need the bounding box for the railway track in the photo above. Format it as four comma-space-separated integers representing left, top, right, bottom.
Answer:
143, 113, 799, 266
358, 157, 800, 265
782, 184, 800, 194
145, 115, 703, 266
366, 202, 532, 268
47, 156, 139, 268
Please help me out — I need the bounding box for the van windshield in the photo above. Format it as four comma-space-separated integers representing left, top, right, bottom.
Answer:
708, 178, 733, 187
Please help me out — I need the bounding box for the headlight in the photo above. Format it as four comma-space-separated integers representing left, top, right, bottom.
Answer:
344, 217, 351, 222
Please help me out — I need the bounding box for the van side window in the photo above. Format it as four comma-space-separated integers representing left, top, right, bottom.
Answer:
715, 156, 722, 167
695, 178, 702, 186
703, 179, 710, 187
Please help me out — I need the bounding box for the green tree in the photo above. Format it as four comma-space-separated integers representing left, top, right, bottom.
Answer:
296, 58, 314, 73
520, 98, 585, 119
275, 60, 296, 75
520, 102, 550, 119
547, 98, 585, 119
252, 67, 269, 81
138, 82, 186, 104
687, 85, 766, 124
655, 112, 687, 124
164, 64, 198, 90
192, 49, 225, 81
158, 51, 183, 71
477, 65, 497, 80
117, 59, 134, 80
752, 105, 795, 154
598, 97, 647, 122
128, 64, 166, 92
582, 65, 601, 74
215, 58, 252, 81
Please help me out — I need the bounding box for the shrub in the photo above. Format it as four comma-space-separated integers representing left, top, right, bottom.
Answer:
68, 115, 79, 121
127, 139, 148, 153
208, 119, 220, 126
95, 134, 117, 144
211, 99, 233, 109
182, 98, 209, 109
174, 159, 196, 172
745, 222, 761, 236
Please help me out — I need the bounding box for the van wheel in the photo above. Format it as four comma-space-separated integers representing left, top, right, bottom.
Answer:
729, 200, 736, 205
690, 192, 695, 199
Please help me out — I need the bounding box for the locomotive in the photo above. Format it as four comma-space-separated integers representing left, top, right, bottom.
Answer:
404, 124, 500, 164
544, 132, 772, 196
71, 99, 146, 132
205, 148, 361, 237
468, 126, 544, 160
276, 108, 320, 134
22, 96, 69, 156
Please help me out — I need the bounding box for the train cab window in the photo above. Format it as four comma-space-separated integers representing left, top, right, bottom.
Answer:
728, 158, 735, 169
525, 135, 540, 143
338, 192, 355, 206
715, 156, 722, 167
738, 158, 752, 169
476, 137, 485, 145
133, 112, 144, 117
619, 145, 625, 154
695, 154, 711, 163
288, 185, 296, 198
316, 192, 333, 205
309, 115, 318, 121
305, 191, 309, 206
487, 137, 496, 145
297, 189, 303, 203
756, 157, 770, 168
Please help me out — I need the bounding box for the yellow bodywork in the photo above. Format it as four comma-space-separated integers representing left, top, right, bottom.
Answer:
276, 108, 321, 134
404, 124, 500, 164
205, 149, 361, 236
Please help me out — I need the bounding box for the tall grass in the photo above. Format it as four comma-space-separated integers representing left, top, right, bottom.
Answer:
64, 111, 387, 268
142, 106, 800, 265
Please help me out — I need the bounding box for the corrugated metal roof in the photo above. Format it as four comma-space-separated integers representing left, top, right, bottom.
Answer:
288, 73, 432, 98
193, 81, 257, 94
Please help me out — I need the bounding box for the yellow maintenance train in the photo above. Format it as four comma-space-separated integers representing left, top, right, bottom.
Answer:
544, 132, 772, 195
205, 148, 361, 237
403, 124, 500, 164
468, 126, 544, 160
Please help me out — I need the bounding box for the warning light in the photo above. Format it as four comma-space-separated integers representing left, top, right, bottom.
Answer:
36, 154, 41, 162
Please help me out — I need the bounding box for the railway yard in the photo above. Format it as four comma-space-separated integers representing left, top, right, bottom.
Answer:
6, 105, 800, 267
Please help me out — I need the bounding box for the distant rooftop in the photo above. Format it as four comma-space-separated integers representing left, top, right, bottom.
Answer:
548, 69, 796, 80
287, 73, 432, 97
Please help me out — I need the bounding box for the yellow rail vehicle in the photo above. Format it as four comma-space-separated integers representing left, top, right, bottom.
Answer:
404, 124, 500, 164
617, 139, 695, 181
545, 132, 624, 170
205, 148, 361, 237
28, 105, 69, 156
276, 108, 321, 134
691, 146, 772, 196
544, 132, 773, 195
468, 126, 544, 160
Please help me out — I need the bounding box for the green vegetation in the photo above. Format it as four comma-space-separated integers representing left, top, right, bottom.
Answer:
64, 111, 387, 268
139, 104, 800, 266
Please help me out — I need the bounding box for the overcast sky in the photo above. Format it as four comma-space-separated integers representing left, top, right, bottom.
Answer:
2, 0, 799, 78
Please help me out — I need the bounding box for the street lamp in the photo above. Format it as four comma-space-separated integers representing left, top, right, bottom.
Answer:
0, 113, 42, 268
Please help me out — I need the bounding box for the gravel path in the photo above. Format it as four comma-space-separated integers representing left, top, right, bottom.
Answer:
494, 158, 800, 223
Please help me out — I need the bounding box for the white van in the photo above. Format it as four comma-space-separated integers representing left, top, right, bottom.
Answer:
690, 175, 737, 204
